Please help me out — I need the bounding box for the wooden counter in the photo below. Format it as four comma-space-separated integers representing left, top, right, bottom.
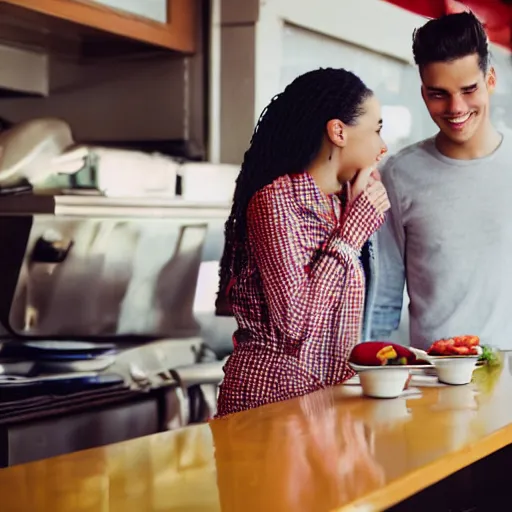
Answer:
1, 354, 512, 511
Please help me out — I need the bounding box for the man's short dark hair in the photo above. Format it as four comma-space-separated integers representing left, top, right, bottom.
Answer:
412, 11, 489, 73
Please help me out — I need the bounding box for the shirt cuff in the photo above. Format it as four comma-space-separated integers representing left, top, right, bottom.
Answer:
339, 192, 385, 250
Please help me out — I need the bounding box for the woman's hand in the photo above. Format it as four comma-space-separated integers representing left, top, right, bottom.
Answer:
347, 166, 390, 215
365, 173, 390, 215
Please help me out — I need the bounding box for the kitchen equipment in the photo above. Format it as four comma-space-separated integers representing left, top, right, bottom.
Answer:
0, 126, 237, 456
36, 355, 115, 374
0, 203, 229, 381
178, 162, 238, 203
0, 359, 35, 376
0, 118, 74, 187
39, 145, 180, 197
0, 371, 100, 385
0, 118, 180, 197
20, 341, 116, 358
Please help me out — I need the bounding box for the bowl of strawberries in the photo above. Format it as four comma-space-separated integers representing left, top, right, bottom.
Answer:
425, 335, 482, 385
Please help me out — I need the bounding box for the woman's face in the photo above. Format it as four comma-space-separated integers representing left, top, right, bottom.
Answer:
336, 94, 387, 184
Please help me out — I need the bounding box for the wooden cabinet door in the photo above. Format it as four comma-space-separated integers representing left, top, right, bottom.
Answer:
1, 0, 197, 52
88, 0, 168, 23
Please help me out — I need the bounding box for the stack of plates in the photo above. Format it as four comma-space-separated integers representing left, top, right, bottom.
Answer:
21, 341, 117, 373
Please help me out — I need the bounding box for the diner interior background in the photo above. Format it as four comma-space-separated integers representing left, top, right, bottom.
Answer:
0, 1, 510, 351
0, 0, 510, 468
0, 2, 508, 355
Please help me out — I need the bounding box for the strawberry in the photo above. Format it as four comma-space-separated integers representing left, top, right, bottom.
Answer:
427, 335, 480, 356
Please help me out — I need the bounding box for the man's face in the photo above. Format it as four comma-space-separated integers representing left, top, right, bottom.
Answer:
420, 54, 495, 145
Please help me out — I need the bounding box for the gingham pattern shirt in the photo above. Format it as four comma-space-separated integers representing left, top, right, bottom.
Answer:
217, 173, 384, 416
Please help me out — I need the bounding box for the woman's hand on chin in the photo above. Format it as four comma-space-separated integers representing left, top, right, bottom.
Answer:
347, 165, 390, 215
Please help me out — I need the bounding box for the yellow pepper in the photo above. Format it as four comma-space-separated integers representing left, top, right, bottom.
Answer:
376, 345, 398, 365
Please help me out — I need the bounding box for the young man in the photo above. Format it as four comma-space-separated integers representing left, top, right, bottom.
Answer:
368, 11, 512, 350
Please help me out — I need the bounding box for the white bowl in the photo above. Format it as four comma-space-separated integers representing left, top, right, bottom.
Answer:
431, 357, 479, 385
350, 364, 411, 398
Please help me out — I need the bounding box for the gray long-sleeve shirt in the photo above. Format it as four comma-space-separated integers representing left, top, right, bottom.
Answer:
372, 132, 512, 350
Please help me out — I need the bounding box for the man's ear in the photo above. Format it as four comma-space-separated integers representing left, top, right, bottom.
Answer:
326, 119, 346, 148
487, 66, 496, 93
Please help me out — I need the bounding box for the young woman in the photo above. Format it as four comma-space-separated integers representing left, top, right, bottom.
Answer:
216, 68, 389, 417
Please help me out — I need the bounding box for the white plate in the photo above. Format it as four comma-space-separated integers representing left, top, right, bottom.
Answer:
36, 355, 115, 373
24, 341, 114, 352
349, 362, 432, 372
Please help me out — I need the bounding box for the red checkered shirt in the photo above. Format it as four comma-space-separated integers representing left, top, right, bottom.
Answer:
216, 172, 384, 416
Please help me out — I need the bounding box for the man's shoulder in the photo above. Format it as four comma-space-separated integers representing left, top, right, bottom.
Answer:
381, 138, 435, 176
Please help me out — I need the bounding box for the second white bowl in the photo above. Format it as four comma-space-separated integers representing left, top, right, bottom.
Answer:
431, 357, 479, 385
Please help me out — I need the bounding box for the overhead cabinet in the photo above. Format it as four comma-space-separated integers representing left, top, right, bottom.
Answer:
0, 0, 197, 53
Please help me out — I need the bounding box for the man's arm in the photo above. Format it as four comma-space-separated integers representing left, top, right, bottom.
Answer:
370, 159, 406, 339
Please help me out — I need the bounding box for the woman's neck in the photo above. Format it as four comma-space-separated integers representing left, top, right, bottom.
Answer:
307, 152, 341, 195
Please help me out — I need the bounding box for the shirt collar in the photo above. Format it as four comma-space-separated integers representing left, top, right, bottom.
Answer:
289, 172, 341, 217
